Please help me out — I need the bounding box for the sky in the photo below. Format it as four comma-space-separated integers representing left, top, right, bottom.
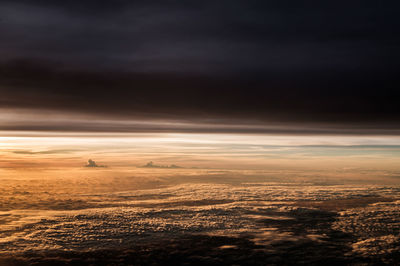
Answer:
0, 1, 399, 133
2, 4, 400, 265
0, 1, 399, 181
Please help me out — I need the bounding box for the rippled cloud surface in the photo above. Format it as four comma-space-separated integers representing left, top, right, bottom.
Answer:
0, 179, 399, 265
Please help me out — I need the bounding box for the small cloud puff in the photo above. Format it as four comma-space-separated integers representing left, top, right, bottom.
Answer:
85, 159, 106, 168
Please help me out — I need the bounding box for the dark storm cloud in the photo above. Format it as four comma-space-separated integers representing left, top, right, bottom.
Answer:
1, 1, 399, 133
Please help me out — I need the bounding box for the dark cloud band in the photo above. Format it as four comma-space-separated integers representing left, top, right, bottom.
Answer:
0, 1, 399, 134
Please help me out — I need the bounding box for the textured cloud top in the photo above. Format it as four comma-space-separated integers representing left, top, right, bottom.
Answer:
0, 181, 399, 264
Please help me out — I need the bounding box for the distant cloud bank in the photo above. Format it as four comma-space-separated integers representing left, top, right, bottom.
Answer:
142, 161, 182, 169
